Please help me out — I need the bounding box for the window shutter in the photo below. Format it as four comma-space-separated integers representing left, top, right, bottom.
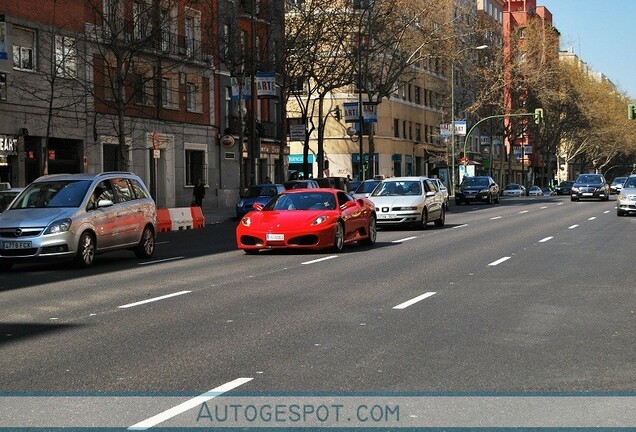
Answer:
13, 27, 35, 49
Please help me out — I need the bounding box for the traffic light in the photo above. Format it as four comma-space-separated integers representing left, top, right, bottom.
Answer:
334, 106, 341, 121
534, 108, 544, 125
628, 104, 636, 120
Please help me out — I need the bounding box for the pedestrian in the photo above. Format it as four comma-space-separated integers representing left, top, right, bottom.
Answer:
264, 176, 272, 184
193, 179, 205, 207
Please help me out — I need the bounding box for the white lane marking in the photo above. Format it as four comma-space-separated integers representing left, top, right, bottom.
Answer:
393, 292, 436, 310
556, 202, 563, 206
539, 236, 553, 243
604, 210, 610, 214
301, 255, 337, 265
139, 256, 184, 266
588, 217, 596, 221
568, 224, 579, 229
488, 256, 511, 266
452, 224, 468, 229
540, 206, 548, 209
490, 216, 502, 220
519, 210, 529, 214
128, 377, 253, 430
392, 236, 417, 243
155, 241, 170, 245
118, 291, 191, 309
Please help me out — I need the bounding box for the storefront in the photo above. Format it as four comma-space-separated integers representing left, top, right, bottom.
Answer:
0, 134, 18, 186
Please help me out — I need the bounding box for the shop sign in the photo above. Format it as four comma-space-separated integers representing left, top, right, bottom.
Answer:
0, 135, 16, 152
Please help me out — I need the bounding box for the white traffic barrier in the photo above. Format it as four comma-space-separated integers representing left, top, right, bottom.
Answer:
167, 207, 193, 231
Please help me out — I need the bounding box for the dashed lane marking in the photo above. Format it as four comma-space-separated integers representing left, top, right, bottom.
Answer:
393, 292, 436, 310
118, 291, 191, 309
301, 256, 338, 265
488, 256, 511, 266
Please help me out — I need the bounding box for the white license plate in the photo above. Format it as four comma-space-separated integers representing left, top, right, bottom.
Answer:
266, 233, 284, 241
3, 241, 32, 249
582, 192, 593, 196
378, 213, 394, 219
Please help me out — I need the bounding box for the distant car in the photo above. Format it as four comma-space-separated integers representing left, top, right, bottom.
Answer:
455, 176, 500, 205
0, 188, 23, 213
0, 172, 156, 271
236, 188, 376, 253
541, 187, 555, 196
616, 174, 636, 216
528, 186, 543, 197
570, 173, 610, 201
502, 183, 525, 197
610, 176, 627, 194
555, 180, 574, 195
236, 184, 285, 219
315, 176, 349, 191
368, 176, 445, 229
282, 179, 320, 190
352, 179, 381, 198
348, 180, 362, 193
430, 178, 450, 210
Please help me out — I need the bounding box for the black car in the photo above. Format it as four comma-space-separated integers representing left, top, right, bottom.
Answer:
570, 173, 610, 201
455, 176, 500, 205
555, 180, 574, 195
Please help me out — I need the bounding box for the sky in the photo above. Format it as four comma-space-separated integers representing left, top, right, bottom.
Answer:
539, 0, 636, 101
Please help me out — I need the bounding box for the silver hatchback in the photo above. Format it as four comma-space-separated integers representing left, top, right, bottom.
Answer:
0, 172, 156, 271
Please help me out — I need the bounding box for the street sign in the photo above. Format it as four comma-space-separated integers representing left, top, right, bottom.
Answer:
289, 124, 306, 141
343, 102, 359, 122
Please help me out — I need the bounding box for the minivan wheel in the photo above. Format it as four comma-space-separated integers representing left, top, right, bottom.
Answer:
134, 226, 155, 258
74, 232, 96, 268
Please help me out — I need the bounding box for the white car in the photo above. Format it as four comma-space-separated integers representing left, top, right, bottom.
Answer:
367, 177, 445, 229
528, 185, 543, 196
502, 183, 525, 197
352, 179, 381, 198
430, 178, 450, 210
617, 174, 636, 216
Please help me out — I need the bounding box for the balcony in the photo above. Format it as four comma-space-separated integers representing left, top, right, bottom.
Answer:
227, 116, 282, 140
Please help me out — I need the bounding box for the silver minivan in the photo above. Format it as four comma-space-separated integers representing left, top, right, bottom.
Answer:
0, 172, 156, 271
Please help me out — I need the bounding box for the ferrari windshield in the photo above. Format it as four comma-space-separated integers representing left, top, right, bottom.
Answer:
265, 192, 337, 211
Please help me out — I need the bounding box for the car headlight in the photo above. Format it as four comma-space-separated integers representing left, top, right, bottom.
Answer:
571, 187, 579, 192
400, 206, 418, 211
43, 218, 72, 235
618, 194, 626, 200
479, 188, 489, 193
241, 216, 251, 227
311, 215, 329, 225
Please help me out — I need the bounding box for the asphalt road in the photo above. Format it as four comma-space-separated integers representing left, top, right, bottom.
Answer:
1, 195, 634, 400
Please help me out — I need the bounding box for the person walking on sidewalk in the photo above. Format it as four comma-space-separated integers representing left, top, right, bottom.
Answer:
193, 179, 205, 207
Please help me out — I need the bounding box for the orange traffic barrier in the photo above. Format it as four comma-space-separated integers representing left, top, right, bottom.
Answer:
156, 208, 172, 232
190, 206, 205, 229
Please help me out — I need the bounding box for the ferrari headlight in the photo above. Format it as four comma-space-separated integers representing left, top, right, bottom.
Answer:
241, 216, 251, 227
311, 216, 329, 225
44, 218, 72, 235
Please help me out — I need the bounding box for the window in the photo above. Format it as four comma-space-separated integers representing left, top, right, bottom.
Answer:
133, 1, 151, 40
0, 73, 6, 101
415, 123, 421, 142
185, 148, 206, 186
186, 79, 201, 112
133, 71, 153, 105
414, 86, 421, 104
393, 118, 399, 138
222, 24, 230, 58
55, 35, 76, 78
13, 27, 35, 71
112, 178, 134, 202
289, 77, 305, 94
402, 121, 407, 139
185, 16, 195, 56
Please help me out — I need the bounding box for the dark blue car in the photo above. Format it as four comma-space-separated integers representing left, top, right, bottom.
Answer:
236, 184, 285, 219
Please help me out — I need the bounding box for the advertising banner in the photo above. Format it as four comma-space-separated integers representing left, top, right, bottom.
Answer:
343, 102, 359, 122
255, 72, 276, 98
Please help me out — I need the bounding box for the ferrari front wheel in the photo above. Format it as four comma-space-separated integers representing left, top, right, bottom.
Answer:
332, 221, 345, 252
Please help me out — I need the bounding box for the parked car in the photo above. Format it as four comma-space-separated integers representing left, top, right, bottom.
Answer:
502, 183, 525, 197
570, 173, 610, 201
236, 184, 285, 219
541, 187, 555, 196
430, 178, 450, 210
610, 176, 627, 194
616, 174, 636, 216
282, 179, 320, 190
0, 188, 24, 213
455, 176, 500, 205
528, 185, 543, 196
555, 180, 574, 195
368, 177, 445, 229
352, 179, 381, 198
0, 172, 156, 271
348, 180, 362, 193
236, 188, 376, 253
314, 176, 349, 191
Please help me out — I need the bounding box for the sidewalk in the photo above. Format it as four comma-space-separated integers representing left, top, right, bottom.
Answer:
202, 206, 236, 225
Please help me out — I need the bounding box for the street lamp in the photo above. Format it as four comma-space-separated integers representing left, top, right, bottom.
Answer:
450, 44, 488, 193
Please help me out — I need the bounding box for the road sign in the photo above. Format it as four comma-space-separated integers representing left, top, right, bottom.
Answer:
289, 124, 306, 141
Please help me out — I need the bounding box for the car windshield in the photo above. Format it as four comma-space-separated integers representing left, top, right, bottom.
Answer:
371, 181, 421, 196
577, 175, 601, 183
10, 180, 91, 209
462, 177, 489, 187
612, 177, 627, 185
355, 181, 380, 194
623, 177, 636, 188
265, 192, 337, 211
245, 185, 278, 198
505, 184, 520, 190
